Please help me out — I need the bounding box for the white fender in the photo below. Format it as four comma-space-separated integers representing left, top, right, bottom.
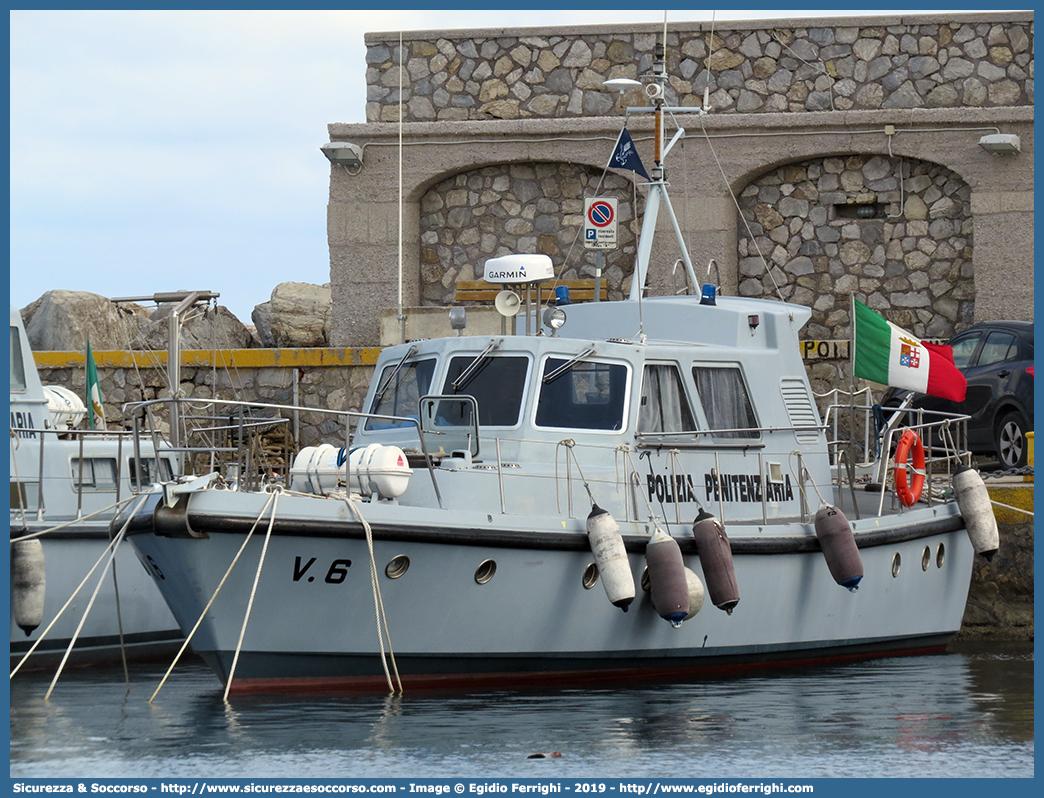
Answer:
953, 466, 999, 560
586, 504, 635, 611
12, 539, 46, 636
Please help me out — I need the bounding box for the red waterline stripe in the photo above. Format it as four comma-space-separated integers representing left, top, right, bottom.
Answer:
223, 643, 949, 696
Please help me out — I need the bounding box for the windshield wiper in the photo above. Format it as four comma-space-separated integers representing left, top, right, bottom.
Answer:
452, 339, 501, 392
542, 346, 597, 384
373, 345, 418, 404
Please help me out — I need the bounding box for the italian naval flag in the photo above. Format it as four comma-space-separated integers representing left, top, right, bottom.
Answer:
852, 298, 967, 402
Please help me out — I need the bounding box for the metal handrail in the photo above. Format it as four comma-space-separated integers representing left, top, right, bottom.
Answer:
124, 396, 445, 509
875, 416, 971, 516
8, 425, 142, 524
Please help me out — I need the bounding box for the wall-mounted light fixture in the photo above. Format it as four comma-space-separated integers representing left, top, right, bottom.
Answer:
978, 134, 1021, 155
320, 142, 364, 166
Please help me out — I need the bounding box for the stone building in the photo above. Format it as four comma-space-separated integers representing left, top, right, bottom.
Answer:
326, 12, 1033, 360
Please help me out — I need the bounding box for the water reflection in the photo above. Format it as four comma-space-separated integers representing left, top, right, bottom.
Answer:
9, 644, 1033, 778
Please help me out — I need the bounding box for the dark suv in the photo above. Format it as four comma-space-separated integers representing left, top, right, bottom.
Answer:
883, 321, 1034, 468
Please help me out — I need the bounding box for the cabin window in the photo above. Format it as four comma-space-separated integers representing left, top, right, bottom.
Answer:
10, 326, 26, 392
442, 356, 529, 427
639, 364, 696, 434
535, 358, 627, 431
129, 457, 174, 490
366, 358, 436, 430
692, 365, 759, 440
70, 458, 118, 492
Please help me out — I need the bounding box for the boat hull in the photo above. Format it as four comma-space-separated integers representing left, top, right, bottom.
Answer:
126, 493, 974, 694
10, 529, 183, 670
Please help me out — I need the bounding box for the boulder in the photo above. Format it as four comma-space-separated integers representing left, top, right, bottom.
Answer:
130, 304, 254, 351
20, 290, 149, 351
244, 325, 264, 348
266, 282, 332, 348
251, 301, 276, 347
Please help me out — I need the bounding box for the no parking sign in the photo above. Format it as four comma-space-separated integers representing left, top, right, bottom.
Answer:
583, 197, 618, 250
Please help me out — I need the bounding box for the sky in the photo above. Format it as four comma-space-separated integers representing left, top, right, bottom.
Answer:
9, 8, 961, 325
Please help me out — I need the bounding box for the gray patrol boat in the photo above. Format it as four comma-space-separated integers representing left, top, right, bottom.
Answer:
117, 45, 996, 695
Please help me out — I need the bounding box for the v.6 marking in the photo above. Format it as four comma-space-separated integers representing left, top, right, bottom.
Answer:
292, 556, 352, 584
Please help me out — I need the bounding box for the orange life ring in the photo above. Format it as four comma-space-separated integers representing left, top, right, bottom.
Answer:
894, 429, 925, 507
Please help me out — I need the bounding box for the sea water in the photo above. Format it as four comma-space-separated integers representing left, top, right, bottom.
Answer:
8, 642, 1033, 779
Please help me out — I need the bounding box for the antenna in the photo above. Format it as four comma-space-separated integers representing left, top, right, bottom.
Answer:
625, 12, 701, 303
397, 32, 406, 344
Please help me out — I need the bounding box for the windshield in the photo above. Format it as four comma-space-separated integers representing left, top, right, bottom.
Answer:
366, 358, 436, 430
442, 355, 529, 427
535, 358, 628, 431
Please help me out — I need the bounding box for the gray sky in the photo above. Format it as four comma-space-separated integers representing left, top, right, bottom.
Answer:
10, 9, 947, 325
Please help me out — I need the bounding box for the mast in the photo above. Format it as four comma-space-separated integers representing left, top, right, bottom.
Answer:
111, 290, 218, 450
627, 39, 702, 300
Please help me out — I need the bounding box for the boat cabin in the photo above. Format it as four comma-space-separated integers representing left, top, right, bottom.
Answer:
9, 308, 177, 525
350, 295, 830, 525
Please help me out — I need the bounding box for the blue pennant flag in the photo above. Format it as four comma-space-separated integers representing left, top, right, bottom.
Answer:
608, 128, 650, 181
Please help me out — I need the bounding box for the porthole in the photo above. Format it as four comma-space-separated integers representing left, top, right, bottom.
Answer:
474, 559, 497, 585
936, 543, 946, 569
921, 546, 931, 572
385, 555, 410, 579
891, 552, 902, 578
582, 563, 599, 590
640, 567, 651, 592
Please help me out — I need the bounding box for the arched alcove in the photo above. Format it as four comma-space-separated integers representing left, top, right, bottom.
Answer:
418, 163, 644, 304
736, 155, 974, 342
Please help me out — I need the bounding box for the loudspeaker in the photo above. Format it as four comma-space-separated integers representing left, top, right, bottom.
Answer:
494, 290, 521, 317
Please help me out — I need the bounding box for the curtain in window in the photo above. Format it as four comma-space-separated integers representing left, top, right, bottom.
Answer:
640, 365, 695, 433
692, 366, 758, 439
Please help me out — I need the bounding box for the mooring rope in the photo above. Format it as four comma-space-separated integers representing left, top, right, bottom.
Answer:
789, 450, 829, 514
109, 545, 130, 689
150, 491, 276, 704
38, 493, 150, 700
10, 494, 150, 680
620, 448, 669, 535
223, 486, 281, 702
343, 497, 403, 694
10, 494, 141, 543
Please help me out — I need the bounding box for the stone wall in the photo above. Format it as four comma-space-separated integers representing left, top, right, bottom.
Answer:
328, 12, 1033, 347
958, 520, 1034, 641
737, 155, 973, 341
366, 15, 1033, 123
420, 164, 642, 304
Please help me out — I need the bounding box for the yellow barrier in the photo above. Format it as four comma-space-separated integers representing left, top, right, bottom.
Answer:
34, 347, 382, 369
1027, 431, 1034, 467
